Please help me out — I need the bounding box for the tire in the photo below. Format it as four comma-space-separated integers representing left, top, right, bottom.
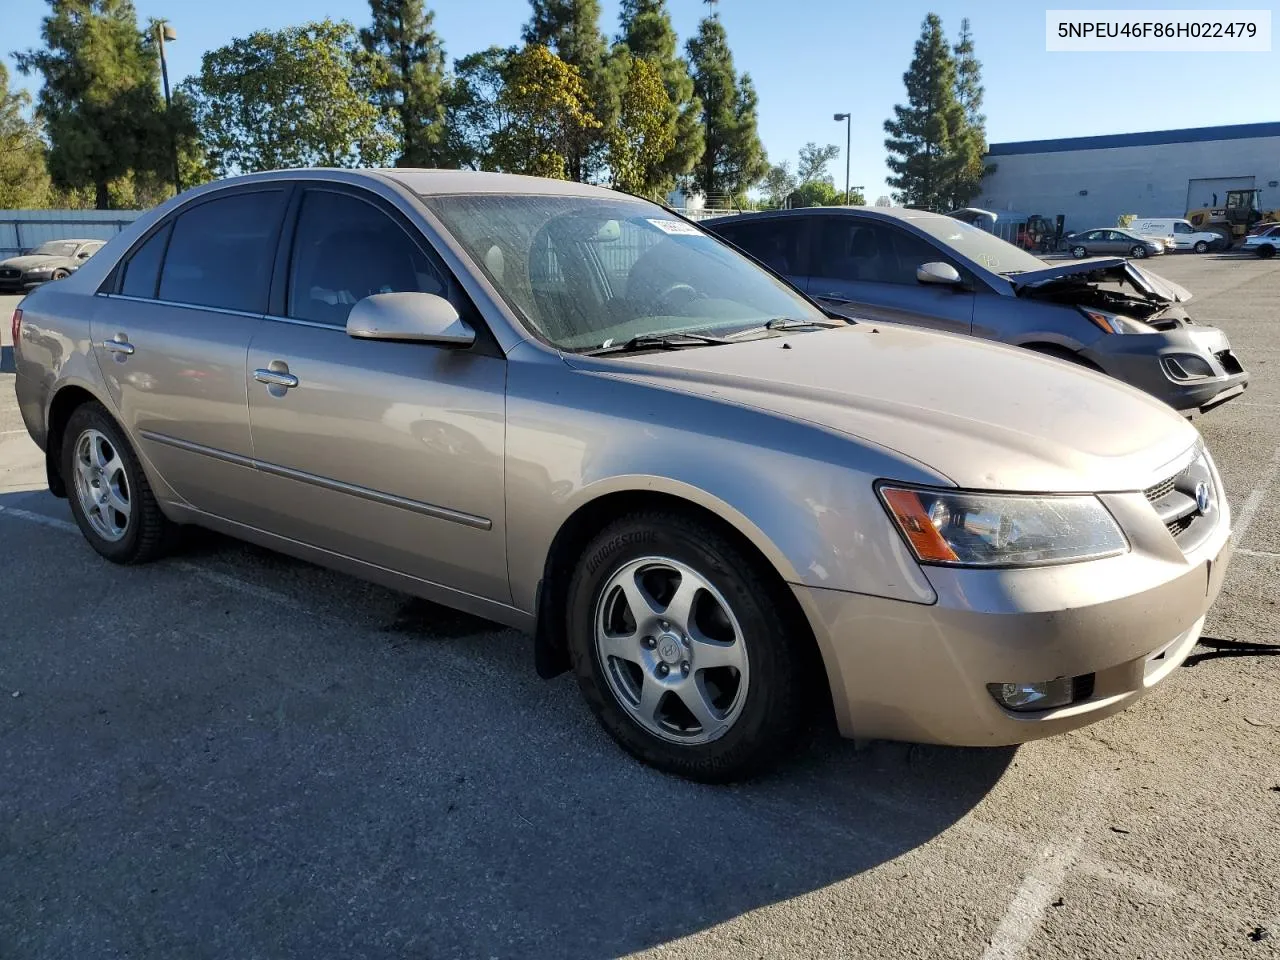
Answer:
51, 268, 70, 280
62, 401, 176, 564
1071, 245, 1087, 259
566, 510, 812, 783
1193, 240, 1210, 254
1129, 244, 1147, 259
1258, 244, 1276, 259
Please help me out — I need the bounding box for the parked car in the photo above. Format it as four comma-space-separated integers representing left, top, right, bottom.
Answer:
1130, 217, 1225, 254
12, 171, 1234, 782
1063, 227, 1165, 259
0, 239, 106, 293
1243, 223, 1280, 258
704, 208, 1248, 417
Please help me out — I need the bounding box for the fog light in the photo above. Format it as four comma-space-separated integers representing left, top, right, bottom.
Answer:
988, 678, 1075, 712
1162, 354, 1214, 380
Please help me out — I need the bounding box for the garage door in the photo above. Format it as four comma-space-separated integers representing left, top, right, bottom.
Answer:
1186, 176, 1255, 211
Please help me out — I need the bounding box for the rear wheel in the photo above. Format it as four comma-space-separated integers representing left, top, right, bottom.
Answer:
51, 268, 70, 280
1129, 244, 1147, 259
1071, 245, 1087, 259
566, 511, 812, 782
1193, 240, 1210, 254
62, 402, 176, 564
1258, 244, 1277, 259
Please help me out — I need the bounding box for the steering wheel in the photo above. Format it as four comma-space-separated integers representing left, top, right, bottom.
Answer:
656, 283, 699, 311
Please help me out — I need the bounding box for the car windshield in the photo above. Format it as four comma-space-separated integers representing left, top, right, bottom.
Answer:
28, 241, 78, 257
909, 216, 1047, 275
421, 194, 829, 351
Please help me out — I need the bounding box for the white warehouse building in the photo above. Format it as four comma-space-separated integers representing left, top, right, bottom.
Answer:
975, 122, 1280, 233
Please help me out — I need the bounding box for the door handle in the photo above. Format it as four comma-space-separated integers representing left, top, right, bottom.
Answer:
254, 368, 299, 389
101, 337, 135, 356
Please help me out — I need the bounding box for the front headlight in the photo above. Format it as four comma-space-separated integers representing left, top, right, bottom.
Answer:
878, 485, 1129, 567
1079, 307, 1153, 335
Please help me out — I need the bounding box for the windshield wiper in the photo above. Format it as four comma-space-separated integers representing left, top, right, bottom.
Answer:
582, 332, 733, 356
764, 316, 847, 330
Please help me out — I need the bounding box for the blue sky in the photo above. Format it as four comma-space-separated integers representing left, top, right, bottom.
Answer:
5, 0, 1279, 196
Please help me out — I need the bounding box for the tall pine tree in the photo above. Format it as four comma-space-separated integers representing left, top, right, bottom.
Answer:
522, 0, 613, 180
882, 13, 966, 211
361, 0, 448, 167
616, 0, 701, 193
16, 0, 171, 209
686, 12, 766, 202
949, 17, 987, 208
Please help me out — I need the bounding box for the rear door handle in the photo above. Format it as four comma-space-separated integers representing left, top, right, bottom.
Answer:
254, 368, 299, 389
101, 337, 135, 356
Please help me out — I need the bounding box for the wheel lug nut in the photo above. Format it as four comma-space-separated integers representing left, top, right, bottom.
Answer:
681, 661, 690, 676
643, 636, 656, 649
656, 663, 669, 677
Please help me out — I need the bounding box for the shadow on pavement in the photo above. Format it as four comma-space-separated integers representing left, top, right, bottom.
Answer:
0, 491, 1015, 957
1, 345, 13, 374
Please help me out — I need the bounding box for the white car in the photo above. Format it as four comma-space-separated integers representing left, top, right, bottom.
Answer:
1131, 218, 1224, 254
1244, 224, 1280, 258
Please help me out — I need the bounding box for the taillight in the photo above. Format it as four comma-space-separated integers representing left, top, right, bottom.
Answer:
9, 307, 20, 345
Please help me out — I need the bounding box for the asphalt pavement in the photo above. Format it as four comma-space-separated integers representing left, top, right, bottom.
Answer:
1, 254, 1278, 959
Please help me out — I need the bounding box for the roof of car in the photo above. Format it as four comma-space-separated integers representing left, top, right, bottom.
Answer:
701, 206, 954, 226
199, 167, 629, 200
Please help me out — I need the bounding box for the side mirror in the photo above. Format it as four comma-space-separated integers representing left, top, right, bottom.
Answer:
346, 292, 475, 347
917, 261, 963, 286
77, 250, 92, 259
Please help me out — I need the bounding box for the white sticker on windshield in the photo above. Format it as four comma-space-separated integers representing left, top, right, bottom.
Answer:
646, 218, 704, 236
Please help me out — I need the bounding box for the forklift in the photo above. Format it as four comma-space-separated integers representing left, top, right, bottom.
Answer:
1186, 189, 1280, 249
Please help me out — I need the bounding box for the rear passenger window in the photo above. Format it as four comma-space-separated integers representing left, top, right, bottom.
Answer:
119, 224, 170, 298
158, 190, 284, 312
287, 189, 447, 327
715, 219, 807, 276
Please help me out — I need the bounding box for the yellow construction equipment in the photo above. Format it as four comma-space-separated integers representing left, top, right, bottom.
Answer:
1186, 189, 1280, 248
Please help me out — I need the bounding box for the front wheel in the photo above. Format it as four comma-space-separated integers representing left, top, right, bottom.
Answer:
63, 402, 177, 564
1071, 245, 1087, 259
1193, 240, 1210, 254
1130, 244, 1148, 259
51, 268, 70, 280
566, 511, 812, 782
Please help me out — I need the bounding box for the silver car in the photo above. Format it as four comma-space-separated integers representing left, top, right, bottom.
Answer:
12, 170, 1234, 781
1064, 227, 1165, 259
705, 208, 1248, 416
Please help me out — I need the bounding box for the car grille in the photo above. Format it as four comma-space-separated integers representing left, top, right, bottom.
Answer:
1215, 349, 1244, 376
0, 268, 20, 280
1144, 475, 1179, 503
1144, 450, 1216, 548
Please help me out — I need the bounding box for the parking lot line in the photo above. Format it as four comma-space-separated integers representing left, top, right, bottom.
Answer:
0, 502, 77, 533
1233, 440, 1280, 546
979, 774, 1109, 960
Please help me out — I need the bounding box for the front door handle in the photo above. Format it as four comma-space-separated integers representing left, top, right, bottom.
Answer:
254, 368, 299, 389
101, 336, 135, 356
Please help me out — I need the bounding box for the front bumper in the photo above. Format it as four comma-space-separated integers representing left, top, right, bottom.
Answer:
0, 276, 48, 293
1084, 323, 1249, 416
793, 489, 1232, 746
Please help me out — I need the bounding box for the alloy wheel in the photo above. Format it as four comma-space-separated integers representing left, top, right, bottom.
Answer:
593, 556, 750, 745
72, 428, 131, 542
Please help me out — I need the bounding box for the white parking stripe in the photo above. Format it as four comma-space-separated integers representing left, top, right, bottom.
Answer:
981, 775, 1108, 960
0, 503, 78, 533
1237, 547, 1280, 560
1234, 441, 1280, 546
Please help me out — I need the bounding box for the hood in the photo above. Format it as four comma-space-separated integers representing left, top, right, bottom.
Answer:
0, 254, 66, 271
568, 324, 1199, 492
1009, 258, 1192, 303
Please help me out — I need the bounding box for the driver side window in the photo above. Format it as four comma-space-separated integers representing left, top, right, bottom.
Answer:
287, 189, 447, 327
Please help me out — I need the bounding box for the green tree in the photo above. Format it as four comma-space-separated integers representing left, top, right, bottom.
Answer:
761, 161, 796, 208
187, 20, 396, 175
0, 64, 51, 208
361, 0, 447, 167
491, 44, 600, 180
441, 46, 515, 170
522, 0, 613, 180
797, 141, 840, 184
949, 16, 987, 207
883, 13, 967, 211
14, 0, 171, 209
617, 0, 701, 192
608, 54, 676, 197
789, 179, 863, 208
687, 13, 767, 201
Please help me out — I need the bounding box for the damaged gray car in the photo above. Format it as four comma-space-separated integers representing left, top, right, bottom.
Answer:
705, 208, 1249, 416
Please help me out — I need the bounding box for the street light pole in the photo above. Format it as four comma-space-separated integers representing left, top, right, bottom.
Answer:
833, 112, 851, 204
156, 21, 181, 195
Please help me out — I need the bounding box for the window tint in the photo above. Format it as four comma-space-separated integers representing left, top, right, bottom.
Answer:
120, 224, 171, 299
887, 228, 955, 284
287, 190, 447, 326
813, 219, 891, 281
714, 218, 806, 275
158, 190, 284, 312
